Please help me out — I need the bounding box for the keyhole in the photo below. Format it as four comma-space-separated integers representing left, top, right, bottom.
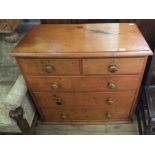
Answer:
56, 100, 62, 105
55, 98, 62, 105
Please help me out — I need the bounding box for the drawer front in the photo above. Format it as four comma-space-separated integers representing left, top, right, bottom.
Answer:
39, 108, 130, 122
33, 91, 135, 114
27, 75, 140, 92
18, 58, 80, 75
83, 57, 145, 74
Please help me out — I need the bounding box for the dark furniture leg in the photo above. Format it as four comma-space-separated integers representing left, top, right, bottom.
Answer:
136, 89, 155, 135
9, 107, 36, 134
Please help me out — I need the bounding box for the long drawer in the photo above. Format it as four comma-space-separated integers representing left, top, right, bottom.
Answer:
83, 57, 145, 74
27, 75, 140, 92
39, 108, 131, 122
33, 91, 135, 109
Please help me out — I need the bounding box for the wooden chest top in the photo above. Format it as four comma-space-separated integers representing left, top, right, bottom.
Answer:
12, 23, 152, 58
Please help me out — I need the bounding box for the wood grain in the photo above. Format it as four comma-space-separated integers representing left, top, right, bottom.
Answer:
83, 57, 145, 74
27, 75, 140, 92
11, 23, 152, 124
18, 58, 81, 75
33, 91, 135, 109
11, 23, 152, 58
38, 108, 131, 122
33, 91, 135, 122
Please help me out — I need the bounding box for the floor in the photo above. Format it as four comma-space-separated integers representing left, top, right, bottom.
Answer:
35, 116, 139, 135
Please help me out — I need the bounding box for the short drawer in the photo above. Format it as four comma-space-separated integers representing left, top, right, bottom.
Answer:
27, 75, 140, 92
82, 57, 145, 74
33, 91, 135, 110
18, 58, 80, 75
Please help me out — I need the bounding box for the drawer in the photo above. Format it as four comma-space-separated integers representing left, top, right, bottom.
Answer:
33, 91, 135, 111
39, 108, 131, 122
83, 57, 145, 74
27, 75, 140, 92
18, 58, 80, 75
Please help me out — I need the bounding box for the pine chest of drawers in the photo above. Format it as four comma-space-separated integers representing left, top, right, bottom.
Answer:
11, 23, 152, 124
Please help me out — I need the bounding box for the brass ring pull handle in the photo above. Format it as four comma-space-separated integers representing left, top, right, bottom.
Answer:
107, 82, 116, 89
105, 112, 112, 119
51, 82, 60, 91
61, 113, 67, 119
106, 98, 114, 105
108, 64, 118, 73
45, 65, 55, 73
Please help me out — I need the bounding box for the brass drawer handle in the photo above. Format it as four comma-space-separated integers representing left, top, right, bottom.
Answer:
108, 64, 118, 73
107, 82, 116, 89
61, 113, 67, 119
51, 82, 60, 90
45, 65, 55, 73
106, 98, 114, 105
105, 112, 112, 119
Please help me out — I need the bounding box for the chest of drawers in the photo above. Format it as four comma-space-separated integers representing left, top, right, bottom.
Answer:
11, 23, 152, 123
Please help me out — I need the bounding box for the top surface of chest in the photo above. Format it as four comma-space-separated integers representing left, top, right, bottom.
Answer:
12, 23, 152, 58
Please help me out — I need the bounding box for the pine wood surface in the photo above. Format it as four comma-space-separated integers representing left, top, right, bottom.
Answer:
17, 57, 145, 76
12, 23, 152, 57
12, 23, 152, 124
27, 75, 140, 92
33, 91, 135, 122
83, 57, 145, 74
18, 58, 80, 75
